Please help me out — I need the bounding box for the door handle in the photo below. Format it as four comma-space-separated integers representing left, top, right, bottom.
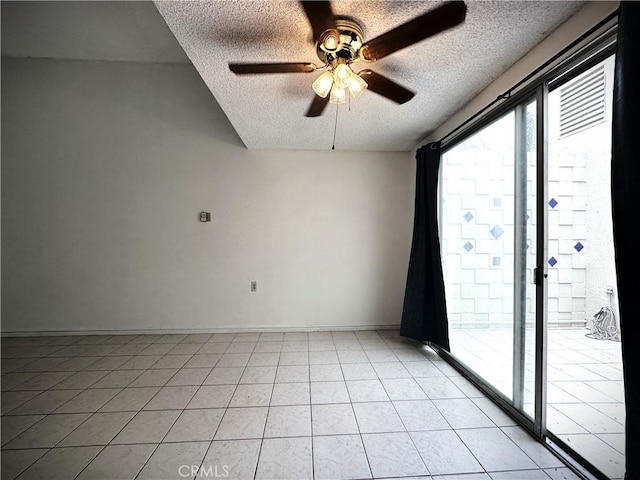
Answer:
533, 267, 547, 286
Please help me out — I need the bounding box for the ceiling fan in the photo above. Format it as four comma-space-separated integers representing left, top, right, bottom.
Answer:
228, 1, 467, 117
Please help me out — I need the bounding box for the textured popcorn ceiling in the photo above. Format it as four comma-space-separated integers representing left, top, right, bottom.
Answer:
2, 1, 584, 152
155, 0, 583, 151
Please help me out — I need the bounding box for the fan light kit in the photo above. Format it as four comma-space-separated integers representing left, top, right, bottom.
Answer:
312, 62, 368, 102
229, 1, 467, 117
311, 18, 368, 103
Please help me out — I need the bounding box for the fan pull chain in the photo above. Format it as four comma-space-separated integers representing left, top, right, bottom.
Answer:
331, 104, 339, 150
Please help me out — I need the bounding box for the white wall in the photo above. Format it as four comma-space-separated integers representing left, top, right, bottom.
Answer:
1, 57, 414, 334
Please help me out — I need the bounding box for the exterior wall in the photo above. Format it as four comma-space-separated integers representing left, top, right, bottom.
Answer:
547, 55, 618, 328
440, 55, 618, 330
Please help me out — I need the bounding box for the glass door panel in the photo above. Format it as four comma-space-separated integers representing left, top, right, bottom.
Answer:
440, 98, 537, 416
441, 111, 516, 401
545, 55, 625, 479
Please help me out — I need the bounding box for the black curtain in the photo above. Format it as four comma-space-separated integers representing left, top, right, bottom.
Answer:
400, 142, 449, 350
612, 3, 640, 480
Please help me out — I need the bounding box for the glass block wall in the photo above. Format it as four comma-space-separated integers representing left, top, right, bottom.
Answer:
441, 56, 618, 331
440, 111, 525, 330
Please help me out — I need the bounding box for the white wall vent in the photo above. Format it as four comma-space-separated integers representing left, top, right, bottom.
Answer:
559, 64, 606, 139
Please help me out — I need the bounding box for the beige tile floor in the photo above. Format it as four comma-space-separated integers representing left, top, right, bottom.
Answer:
2, 330, 581, 480
449, 327, 625, 480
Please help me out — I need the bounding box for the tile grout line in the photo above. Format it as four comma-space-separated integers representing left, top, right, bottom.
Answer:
381, 376, 432, 478
130, 396, 196, 480
66, 344, 208, 480
340, 332, 374, 480
307, 345, 315, 480
182, 333, 242, 479
2, 330, 607, 480
251, 334, 282, 480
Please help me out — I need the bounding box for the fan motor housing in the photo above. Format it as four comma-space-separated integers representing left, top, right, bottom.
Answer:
316, 17, 365, 65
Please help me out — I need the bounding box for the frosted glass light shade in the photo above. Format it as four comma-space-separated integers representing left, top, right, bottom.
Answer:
329, 85, 346, 104
333, 63, 352, 89
347, 73, 368, 97
312, 71, 334, 98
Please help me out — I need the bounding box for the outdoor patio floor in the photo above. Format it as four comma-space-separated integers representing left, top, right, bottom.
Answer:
450, 327, 625, 480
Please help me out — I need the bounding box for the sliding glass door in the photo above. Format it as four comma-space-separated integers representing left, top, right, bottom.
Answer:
438, 50, 624, 479
439, 97, 536, 414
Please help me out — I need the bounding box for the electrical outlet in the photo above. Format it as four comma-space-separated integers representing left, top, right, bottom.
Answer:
199, 212, 212, 222
251, 281, 257, 292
